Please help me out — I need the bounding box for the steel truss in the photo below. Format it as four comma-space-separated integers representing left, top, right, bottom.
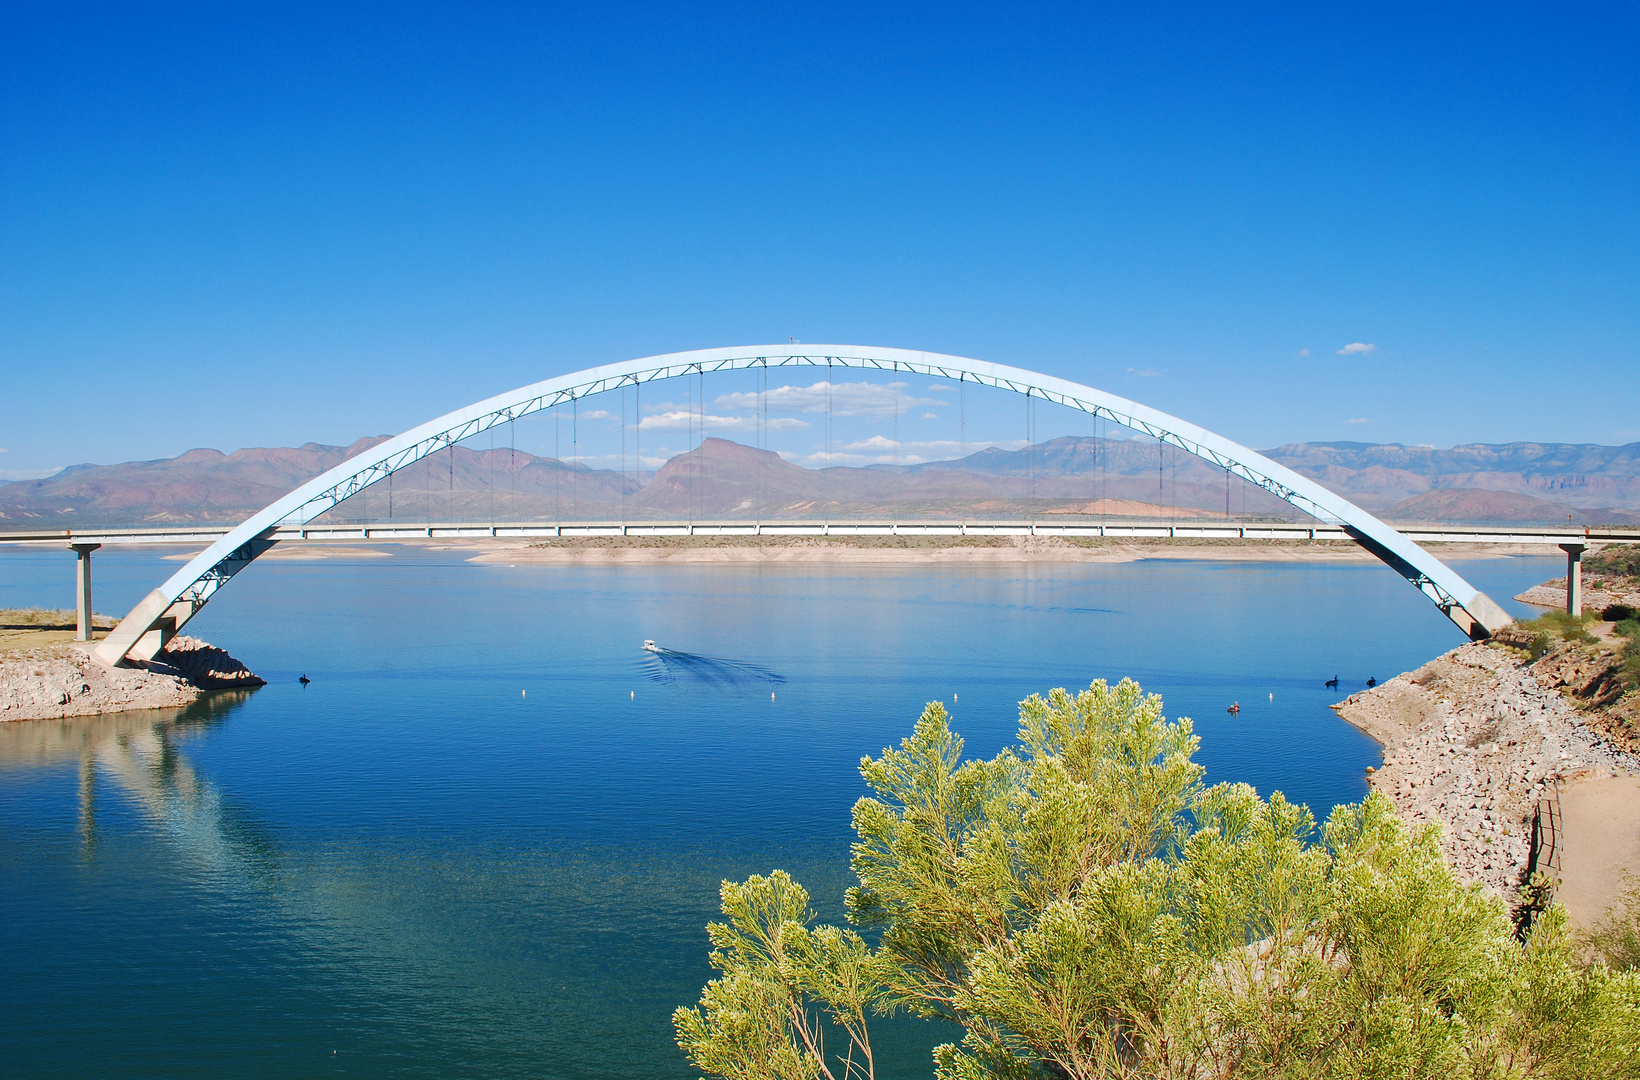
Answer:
95, 346, 1514, 665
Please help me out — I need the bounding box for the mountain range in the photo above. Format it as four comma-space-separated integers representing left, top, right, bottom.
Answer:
3, 436, 1638, 528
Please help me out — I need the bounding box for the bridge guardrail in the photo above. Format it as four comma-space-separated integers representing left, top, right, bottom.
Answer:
3, 521, 1637, 547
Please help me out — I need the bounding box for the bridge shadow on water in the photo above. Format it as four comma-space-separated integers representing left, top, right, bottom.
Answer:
638, 646, 786, 690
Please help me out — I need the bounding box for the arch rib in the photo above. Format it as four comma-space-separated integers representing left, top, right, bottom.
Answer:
94, 345, 1512, 665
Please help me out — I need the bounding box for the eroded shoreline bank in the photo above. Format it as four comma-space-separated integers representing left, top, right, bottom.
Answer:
464, 535, 1542, 564
0, 621, 265, 724
134, 534, 1549, 565
1333, 638, 1639, 923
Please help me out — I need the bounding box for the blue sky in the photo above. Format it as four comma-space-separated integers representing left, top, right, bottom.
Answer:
2, 2, 1636, 479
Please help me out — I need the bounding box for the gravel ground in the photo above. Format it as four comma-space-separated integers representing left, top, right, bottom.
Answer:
1334, 642, 1639, 901
0, 636, 264, 723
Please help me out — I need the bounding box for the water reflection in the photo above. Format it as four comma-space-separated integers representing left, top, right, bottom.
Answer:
0, 690, 729, 1078
0, 692, 254, 855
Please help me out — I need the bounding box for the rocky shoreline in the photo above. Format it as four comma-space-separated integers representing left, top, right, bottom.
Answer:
462, 534, 1532, 565
1515, 578, 1640, 612
0, 636, 265, 723
1333, 641, 1638, 901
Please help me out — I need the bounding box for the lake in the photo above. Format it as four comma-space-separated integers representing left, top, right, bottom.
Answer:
0, 545, 1557, 1078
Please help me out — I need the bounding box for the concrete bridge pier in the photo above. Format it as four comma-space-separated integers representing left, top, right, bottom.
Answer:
1560, 542, 1586, 616
69, 543, 101, 641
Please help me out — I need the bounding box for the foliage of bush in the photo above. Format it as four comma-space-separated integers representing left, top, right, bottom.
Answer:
1514, 611, 1599, 659
1586, 877, 1640, 974
1587, 547, 1640, 582
676, 681, 1640, 1079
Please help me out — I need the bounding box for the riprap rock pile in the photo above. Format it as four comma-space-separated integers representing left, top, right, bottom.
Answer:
1333, 643, 1636, 899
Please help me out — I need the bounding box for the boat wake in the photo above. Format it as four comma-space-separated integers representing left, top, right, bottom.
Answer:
639, 644, 786, 689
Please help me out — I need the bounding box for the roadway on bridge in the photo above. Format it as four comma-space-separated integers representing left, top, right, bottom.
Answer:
3, 520, 1637, 547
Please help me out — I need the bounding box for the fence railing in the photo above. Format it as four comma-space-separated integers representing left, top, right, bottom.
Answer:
1518, 781, 1565, 937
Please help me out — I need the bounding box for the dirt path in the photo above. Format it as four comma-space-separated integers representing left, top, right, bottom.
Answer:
1557, 775, 1640, 928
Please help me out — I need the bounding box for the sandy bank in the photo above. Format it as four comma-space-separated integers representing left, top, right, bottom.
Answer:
458, 536, 1533, 565
163, 544, 393, 561
138, 534, 1540, 566
0, 636, 265, 723
1333, 643, 1638, 913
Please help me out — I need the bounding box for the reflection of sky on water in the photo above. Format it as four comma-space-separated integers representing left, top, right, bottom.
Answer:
0, 545, 1566, 1079
2, 693, 852, 1079
639, 645, 786, 688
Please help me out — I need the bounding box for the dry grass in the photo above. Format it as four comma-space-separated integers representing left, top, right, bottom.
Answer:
0, 609, 116, 654
1584, 875, 1640, 970
0, 608, 117, 630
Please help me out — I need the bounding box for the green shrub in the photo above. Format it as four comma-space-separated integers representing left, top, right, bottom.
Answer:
1588, 547, 1640, 581
676, 681, 1640, 1079
1587, 877, 1640, 972
1519, 610, 1598, 649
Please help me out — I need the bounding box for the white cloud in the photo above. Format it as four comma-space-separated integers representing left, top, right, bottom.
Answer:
784, 437, 1025, 467
714, 381, 944, 419
1297, 348, 1310, 358
921, 412, 939, 420
1337, 343, 1376, 355
1126, 367, 1162, 378
0, 465, 65, 481
1346, 417, 1372, 425
638, 410, 809, 433
579, 409, 611, 421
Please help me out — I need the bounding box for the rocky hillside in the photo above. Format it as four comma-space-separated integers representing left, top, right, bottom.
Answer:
1265, 440, 1640, 518
5, 434, 1639, 528
0, 437, 640, 527
1334, 627, 1639, 901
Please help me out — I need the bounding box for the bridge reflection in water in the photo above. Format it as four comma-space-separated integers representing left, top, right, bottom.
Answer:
0, 692, 254, 854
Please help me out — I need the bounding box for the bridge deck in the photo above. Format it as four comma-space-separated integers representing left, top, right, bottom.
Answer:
2, 521, 1636, 547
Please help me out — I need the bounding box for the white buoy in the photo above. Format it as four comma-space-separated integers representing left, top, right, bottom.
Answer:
771, 691, 775, 700
631, 690, 635, 700
954, 692, 958, 702
522, 689, 526, 698
1269, 692, 1273, 702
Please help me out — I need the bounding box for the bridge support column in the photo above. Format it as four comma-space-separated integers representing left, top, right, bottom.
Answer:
68, 543, 100, 641
1560, 543, 1586, 616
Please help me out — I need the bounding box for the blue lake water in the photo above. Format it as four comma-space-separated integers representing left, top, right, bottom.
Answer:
0, 546, 1558, 1078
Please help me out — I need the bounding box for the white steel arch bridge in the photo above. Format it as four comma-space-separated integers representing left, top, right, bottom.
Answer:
93, 345, 1514, 666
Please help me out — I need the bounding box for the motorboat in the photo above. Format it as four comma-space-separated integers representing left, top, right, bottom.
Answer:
642, 640, 661, 652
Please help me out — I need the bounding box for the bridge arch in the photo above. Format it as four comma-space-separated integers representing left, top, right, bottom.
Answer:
95, 345, 1512, 664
